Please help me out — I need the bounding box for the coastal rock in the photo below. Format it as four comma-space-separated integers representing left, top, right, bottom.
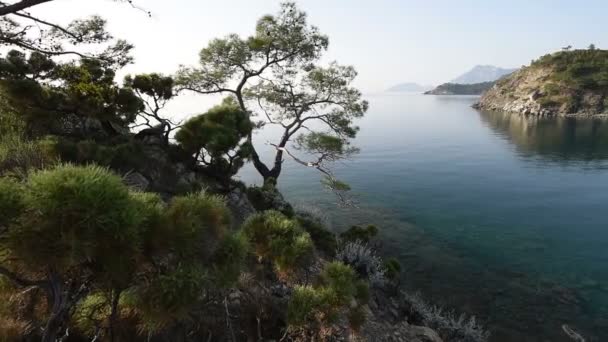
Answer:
475, 49, 608, 117
123, 171, 150, 191
225, 187, 256, 226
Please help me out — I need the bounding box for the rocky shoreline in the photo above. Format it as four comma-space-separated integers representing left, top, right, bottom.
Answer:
474, 50, 608, 117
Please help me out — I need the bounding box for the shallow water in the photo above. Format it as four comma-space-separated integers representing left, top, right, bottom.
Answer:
239, 94, 608, 341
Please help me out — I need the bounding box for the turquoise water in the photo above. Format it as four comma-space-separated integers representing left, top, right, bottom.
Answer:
240, 94, 608, 341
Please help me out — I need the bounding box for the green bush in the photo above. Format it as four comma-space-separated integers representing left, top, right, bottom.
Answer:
383, 258, 402, 280
340, 224, 378, 244
7, 164, 143, 281
296, 214, 337, 257
135, 265, 207, 332
287, 262, 366, 333
0, 134, 58, 177
319, 261, 357, 302
164, 192, 231, 260
0, 177, 23, 227
242, 210, 313, 272
354, 280, 370, 304
287, 285, 323, 328
211, 232, 249, 288
348, 305, 367, 332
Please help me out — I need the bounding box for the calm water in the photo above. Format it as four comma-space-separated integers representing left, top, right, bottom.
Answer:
240, 94, 608, 341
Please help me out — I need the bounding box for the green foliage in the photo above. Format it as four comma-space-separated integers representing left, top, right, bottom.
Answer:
319, 261, 357, 302
72, 293, 111, 336
124, 73, 173, 100
287, 262, 366, 332
0, 177, 23, 227
7, 165, 143, 286
177, 3, 367, 183
347, 305, 367, 332
176, 97, 253, 179
164, 192, 231, 260
383, 258, 402, 280
0, 90, 24, 137
176, 2, 329, 93
295, 214, 337, 257
426, 82, 494, 95
211, 232, 249, 288
0, 134, 59, 177
340, 224, 379, 244
0, 51, 142, 136
354, 280, 371, 304
242, 210, 313, 272
533, 49, 608, 91
136, 265, 207, 332
287, 286, 323, 328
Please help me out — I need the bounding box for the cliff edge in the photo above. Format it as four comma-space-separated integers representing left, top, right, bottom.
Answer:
475, 49, 608, 116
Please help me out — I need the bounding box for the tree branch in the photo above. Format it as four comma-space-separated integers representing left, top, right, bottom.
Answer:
0, 265, 47, 288
0, 0, 53, 16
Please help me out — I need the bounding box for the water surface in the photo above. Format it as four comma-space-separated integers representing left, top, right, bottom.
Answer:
240, 94, 608, 341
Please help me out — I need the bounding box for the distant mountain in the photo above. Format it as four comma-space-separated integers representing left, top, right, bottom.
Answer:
451, 65, 517, 84
386, 82, 431, 92
424, 81, 494, 95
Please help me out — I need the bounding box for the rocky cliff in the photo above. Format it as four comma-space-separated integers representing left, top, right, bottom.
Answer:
475, 49, 608, 116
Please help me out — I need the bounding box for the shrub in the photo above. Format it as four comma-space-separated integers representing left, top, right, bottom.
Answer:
7, 164, 143, 281
354, 280, 370, 304
403, 292, 490, 342
319, 261, 357, 302
347, 306, 367, 332
383, 257, 402, 280
0, 134, 58, 177
287, 285, 323, 328
336, 241, 386, 286
135, 265, 207, 332
295, 209, 337, 257
164, 192, 231, 260
340, 224, 378, 244
287, 262, 366, 334
0, 177, 24, 227
211, 232, 249, 288
242, 210, 313, 272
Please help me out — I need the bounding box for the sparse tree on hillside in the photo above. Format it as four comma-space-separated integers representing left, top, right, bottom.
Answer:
124, 73, 181, 141
0, 0, 147, 66
177, 2, 368, 199
175, 97, 254, 183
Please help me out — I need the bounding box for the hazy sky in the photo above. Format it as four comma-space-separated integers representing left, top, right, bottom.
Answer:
32, 0, 608, 93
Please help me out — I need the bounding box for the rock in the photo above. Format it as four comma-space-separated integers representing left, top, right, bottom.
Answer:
475, 50, 608, 117
226, 187, 256, 227
123, 171, 150, 191
403, 325, 443, 342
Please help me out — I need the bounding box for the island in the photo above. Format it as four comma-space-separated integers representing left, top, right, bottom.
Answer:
474, 49, 608, 116
424, 81, 495, 95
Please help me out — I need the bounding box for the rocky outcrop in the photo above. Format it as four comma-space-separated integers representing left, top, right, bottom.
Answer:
475, 51, 608, 117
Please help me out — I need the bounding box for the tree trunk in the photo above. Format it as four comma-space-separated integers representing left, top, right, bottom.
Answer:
41, 272, 67, 342
109, 290, 122, 342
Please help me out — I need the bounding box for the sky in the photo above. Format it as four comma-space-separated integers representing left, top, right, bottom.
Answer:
31, 0, 608, 94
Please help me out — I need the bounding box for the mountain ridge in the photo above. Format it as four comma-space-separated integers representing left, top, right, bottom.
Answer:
451, 65, 517, 84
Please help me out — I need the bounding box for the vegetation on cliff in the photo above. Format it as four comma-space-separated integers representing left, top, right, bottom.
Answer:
424, 82, 495, 95
476, 48, 608, 116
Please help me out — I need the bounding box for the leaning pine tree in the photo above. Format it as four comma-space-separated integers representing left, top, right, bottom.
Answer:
177, 2, 368, 200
